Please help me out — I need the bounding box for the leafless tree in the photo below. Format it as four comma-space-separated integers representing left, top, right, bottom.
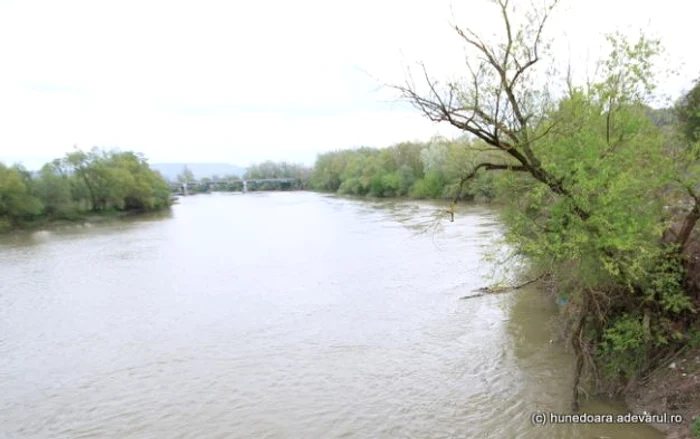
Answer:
393, 0, 591, 217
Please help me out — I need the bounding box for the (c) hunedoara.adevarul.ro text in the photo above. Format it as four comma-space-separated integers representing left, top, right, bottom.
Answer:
530, 412, 684, 426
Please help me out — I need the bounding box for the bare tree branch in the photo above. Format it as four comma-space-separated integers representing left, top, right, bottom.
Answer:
395, 0, 589, 220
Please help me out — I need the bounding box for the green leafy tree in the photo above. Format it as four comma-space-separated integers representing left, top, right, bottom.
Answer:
0, 163, 43, 230
394, 0, 698, 408
310, 139, 498, 200
0, 147, 171, 232
242, 161, 310, 190
676, 78, 700, 142
32, 163, 75, 218
396, 164, 416, 196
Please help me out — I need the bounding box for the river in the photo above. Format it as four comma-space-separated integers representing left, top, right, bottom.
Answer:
0, 192, 664, 438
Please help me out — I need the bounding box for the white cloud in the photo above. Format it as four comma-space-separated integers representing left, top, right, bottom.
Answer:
0, 0, 697, 168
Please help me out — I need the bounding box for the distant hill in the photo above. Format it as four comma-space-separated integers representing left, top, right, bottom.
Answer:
150, 163, 246, 181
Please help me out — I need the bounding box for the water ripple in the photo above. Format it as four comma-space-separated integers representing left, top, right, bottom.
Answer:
0, 194, 663, 439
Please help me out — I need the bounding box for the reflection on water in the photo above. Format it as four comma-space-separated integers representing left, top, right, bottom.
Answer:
0, 192, 662, 438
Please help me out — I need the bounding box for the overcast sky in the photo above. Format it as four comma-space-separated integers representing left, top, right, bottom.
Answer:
0, 0, 697, 169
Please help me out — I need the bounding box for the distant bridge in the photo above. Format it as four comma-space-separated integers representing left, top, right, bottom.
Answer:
170, 178, 301, 195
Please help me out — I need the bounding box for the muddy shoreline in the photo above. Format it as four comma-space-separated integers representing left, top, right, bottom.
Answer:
625, 347, 700, 439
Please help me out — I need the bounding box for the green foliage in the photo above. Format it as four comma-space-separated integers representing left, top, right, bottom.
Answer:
243, 161, 311, 191
439, 32, 700, 388
0, 163, 43, 225
31, 163, 75, 218
643, 250, 696, 314
692, 415, 700, 438
245, 160, 310, 180
419, 139, 448, 173
63, 148, 171, 212
597, 314, 648, 380
380, 172, 401, 197
0, 147, 172, 232
410, 171, 444, 198
384, 0, 700, 394
445, 171, 498, 201
677, 78, 700, 143
310, 138, 501, 201
0, 217, 11, 233
396, 164, 416, 195
688, 330, 700, 352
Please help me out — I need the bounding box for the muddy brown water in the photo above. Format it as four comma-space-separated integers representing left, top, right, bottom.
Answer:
0, 192, 664, 438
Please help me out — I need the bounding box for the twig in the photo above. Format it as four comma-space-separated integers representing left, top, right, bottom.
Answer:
459, 273, 547, 300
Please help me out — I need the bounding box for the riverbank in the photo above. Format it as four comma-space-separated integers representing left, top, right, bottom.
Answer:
308, 189, 502, 209
0, 209, 168, 234
625, 347, 700, 438
319, 192, 698, 438
542, 274, 699, 438
483, 221, 699, 438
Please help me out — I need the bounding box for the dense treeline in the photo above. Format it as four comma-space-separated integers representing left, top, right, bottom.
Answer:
0, 147, 171, 232
244, 160, 311, 181
244, 160, 311, 191
310, 138, 501, 200
394, 0, 700, 421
